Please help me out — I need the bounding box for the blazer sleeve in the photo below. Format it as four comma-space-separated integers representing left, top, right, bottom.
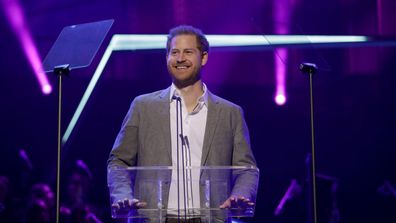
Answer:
107, 97, 141, 202
231, 106, 259, 200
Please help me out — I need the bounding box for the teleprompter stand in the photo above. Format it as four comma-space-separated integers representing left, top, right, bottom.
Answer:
42, 19, 113, 223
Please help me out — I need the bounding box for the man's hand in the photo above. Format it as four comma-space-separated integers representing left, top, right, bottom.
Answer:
111, 198, 147, 210
219, 196, 255, 209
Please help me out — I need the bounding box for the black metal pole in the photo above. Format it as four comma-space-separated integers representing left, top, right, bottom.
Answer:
300, 63, 318, 223
54, 64, 70, 223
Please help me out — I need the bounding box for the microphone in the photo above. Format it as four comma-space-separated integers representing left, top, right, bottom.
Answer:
299, 62, 318, 74
173, 93, 186, 218
172, 95, 181, 101
179, 134, 186, 146
183, 136, 190, 149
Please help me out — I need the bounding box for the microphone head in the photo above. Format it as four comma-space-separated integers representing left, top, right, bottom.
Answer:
172, 95, 181, 101
299, 62, 318, 74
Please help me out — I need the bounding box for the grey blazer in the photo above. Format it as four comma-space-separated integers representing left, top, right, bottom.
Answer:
107, 87, 258, 221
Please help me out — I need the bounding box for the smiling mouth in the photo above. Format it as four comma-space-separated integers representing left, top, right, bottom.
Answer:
175, 65, 190, 70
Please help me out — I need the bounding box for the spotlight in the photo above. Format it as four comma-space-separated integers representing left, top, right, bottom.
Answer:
275, 94, 286, 106
42, 84, 52, 94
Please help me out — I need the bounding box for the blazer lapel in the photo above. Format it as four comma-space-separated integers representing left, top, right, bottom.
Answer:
201, 91, 221, 166
158, 87, 172, 160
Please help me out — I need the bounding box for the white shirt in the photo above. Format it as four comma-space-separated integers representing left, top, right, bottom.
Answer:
167, 83, 208, 215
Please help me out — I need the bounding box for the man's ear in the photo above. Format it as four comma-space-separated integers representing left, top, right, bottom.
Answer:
201, 52, 208, 66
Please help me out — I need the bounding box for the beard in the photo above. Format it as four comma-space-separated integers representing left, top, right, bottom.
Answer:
168, 64, 202, 88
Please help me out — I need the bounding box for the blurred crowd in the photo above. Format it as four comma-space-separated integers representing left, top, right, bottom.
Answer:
0, 156, 104, 223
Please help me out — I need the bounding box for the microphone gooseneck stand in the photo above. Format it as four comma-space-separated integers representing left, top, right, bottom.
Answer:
174, 96, 181, 222
174, 96, 188, 221
299, 62, 318, 223
174, 96, 196, 220
183, 136, 194, 215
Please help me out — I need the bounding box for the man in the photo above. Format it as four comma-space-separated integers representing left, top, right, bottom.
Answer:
107, 25, 258, 223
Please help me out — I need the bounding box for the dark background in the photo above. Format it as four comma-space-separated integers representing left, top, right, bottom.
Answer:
1, 0, 396, 222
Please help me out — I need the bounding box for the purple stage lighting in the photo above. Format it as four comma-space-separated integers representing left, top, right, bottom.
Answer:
275, 94, 286, 106
273, 0, 294, 106
1, 0, 52, 95
274, 48, 288, 106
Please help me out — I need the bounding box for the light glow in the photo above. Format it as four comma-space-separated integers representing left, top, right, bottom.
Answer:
61, 43, 114, 144
42, 84, 52, 94
1, 0, 52, 95
62, 34, 371, 144
111, 34, 369, 50
275, 94, 287, 106
273, 0, 292, 106
274, 48, 288, 106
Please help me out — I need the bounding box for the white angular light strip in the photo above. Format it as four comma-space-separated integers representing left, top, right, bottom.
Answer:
62, 34, 369, 144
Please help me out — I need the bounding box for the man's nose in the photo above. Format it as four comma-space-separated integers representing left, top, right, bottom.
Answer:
176, 53, 186, 62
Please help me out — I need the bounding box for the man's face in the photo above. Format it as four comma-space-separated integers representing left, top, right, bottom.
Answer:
166, 34, 208, 87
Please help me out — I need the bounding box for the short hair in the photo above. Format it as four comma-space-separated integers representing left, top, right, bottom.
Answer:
166, 25, 209, 54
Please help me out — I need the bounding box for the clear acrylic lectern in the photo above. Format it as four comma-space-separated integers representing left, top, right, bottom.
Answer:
108, 166, 259, 222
